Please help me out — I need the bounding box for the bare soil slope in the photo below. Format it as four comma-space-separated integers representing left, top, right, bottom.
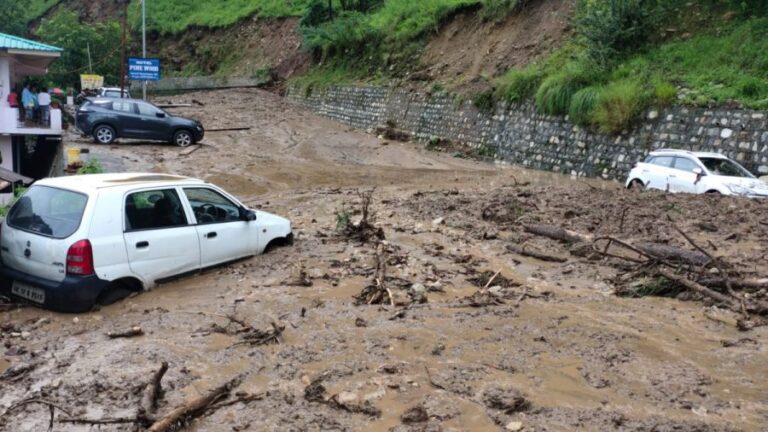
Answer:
421, 0, 574, 88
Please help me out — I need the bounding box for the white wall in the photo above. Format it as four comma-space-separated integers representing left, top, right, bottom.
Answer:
0, 135, 12, 171
0, 56, 10, 107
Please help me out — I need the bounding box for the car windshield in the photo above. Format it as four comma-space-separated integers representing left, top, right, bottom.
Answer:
699, 157, 755, 178
6, 186, 88, 238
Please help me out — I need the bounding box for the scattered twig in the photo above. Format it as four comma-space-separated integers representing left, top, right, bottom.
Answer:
106, 326, 144, 339
140, 362, 169, 417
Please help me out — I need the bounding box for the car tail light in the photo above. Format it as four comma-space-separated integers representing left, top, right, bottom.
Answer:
67, 240, 94, 276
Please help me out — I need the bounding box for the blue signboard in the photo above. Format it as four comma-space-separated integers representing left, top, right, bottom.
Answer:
128, 57, 161, 81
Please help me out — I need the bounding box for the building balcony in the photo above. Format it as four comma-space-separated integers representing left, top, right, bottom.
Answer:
0, 106, 62, 136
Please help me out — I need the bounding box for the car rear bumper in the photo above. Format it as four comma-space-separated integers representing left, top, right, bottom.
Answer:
0, 263, 108, 313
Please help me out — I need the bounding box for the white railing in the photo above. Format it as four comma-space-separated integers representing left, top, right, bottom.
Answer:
0, 107, 62, 135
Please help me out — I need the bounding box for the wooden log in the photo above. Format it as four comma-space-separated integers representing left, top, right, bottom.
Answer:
699, 278, 768, 292
506, 244, 567, 263
635, 242, 710, 266
523, 224, 591, 244
146, 376, 242, 432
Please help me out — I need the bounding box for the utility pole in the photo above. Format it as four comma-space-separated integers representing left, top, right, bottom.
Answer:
119, 0, 128, 98
142, 0, 147, 100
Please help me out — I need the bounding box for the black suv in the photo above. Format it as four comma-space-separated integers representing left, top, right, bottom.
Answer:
76, 98, 204, 146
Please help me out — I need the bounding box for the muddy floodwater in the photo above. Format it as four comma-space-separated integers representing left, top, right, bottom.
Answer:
1, 89, 767, 431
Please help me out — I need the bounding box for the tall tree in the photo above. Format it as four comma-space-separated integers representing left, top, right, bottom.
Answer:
0, 0, 27, 36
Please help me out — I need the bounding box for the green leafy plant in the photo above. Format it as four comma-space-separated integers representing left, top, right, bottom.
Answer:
577, 0, 655, 66
653, 81, 677, 106
335, 208, 351, 231
473, 90, 496, 113
76, 158, 105, 175
0, 186, 28, 218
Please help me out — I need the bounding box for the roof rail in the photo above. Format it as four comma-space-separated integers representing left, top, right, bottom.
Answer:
652, 148, 693, 154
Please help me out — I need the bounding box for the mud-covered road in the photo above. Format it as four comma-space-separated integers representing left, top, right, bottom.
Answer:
1, 89, 767, 431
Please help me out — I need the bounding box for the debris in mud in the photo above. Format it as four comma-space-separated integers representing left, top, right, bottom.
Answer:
374, 121, 411, 142
337, 189, 385, 243
506, 242, 568, 263
283, 263, 313, 287
303, 376, 381, 417
106, 326, 144, 339
355, 243, 395, 306
401, 405, 429, 423
198, 312, 286, 346
482, 385, 531, 414
463, 290, 506, 307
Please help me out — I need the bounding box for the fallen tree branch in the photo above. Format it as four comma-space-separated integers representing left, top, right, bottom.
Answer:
147, 375, 243, 432
523, 224, 592, 243
658, 268, 738, 310
140, 362, 169, 417
506, 243, 567, 263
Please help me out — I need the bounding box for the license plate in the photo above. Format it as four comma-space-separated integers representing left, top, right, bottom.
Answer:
11, 282, 46, 304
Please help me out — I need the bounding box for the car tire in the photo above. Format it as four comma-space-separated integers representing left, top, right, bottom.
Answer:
93, 125, 116, 144
173, 129, 194, 147
628, 179, 645, 191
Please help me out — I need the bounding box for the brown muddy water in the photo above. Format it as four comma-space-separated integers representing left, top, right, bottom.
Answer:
1, 89, 766, 431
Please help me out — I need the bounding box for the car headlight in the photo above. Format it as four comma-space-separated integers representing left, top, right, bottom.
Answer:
726, 184, 753, 195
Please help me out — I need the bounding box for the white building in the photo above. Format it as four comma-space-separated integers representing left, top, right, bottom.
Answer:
0, 32, 64, 202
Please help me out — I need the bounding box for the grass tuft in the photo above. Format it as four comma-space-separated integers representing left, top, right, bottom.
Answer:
591, 79, 647, 134
568, 85, 601, 126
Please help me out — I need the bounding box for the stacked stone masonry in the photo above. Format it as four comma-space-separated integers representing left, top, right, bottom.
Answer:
289, 85, 768, 180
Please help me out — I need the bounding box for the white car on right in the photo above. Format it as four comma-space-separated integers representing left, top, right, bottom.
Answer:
625, 149, 768, 197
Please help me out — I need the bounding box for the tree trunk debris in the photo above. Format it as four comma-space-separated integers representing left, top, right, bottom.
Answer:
106, 326, 144, 339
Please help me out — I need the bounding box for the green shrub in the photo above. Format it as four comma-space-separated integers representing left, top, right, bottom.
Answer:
591, 79, 647, 134
653, 81, 677, 106
535, 61, 601, 115
577, 0, 655, 66
568, 85, 601, 125
77, 158, 104, 175
473, 90, 496, 113
0, 186, 28, 218
495, 64, 543, 102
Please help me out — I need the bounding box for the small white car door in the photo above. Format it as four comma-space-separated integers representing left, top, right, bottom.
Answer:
645, 156, 675, 191
123, 188, 201, 284
669, 157, 703, 193
181, 187, 258, 268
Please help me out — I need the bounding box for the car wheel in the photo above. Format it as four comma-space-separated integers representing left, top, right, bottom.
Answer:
93, 125, 115, 144
629, 180, 645, 191
173, 130, 194, 147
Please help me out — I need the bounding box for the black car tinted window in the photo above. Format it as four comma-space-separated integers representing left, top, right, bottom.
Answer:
651, 156, 674, 167
7, 186, 88, 238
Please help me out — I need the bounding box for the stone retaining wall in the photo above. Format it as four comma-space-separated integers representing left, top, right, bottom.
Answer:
289, 85, 768, 180
132, 75, 269, 94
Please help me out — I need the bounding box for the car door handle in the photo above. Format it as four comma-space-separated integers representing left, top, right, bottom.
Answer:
669, 174, 677, 178
205, 232, 217, 239
136, 241, 149, 248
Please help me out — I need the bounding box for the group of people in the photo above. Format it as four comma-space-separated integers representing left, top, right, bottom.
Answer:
6, 84, 53, 127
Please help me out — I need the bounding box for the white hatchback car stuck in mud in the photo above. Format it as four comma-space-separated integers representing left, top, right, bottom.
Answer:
625, 149, 768, 197
0, 173, 292, 312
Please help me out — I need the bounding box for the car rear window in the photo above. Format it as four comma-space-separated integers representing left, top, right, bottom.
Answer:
6, 186, 88, 239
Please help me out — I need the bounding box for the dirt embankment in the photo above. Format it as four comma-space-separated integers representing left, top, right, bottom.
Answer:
419, 0, 574, 90
1, 89, 767, 431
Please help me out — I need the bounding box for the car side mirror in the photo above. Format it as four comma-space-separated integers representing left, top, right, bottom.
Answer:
692, 168, 704, 176
241, 208, 257, 221
156, 112, 166, 118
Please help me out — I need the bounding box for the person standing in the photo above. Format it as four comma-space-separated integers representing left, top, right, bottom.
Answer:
21, 84, 33, 122
7, 87, 18, 107
31, 86, 39, 122
38, 87, 51, 127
